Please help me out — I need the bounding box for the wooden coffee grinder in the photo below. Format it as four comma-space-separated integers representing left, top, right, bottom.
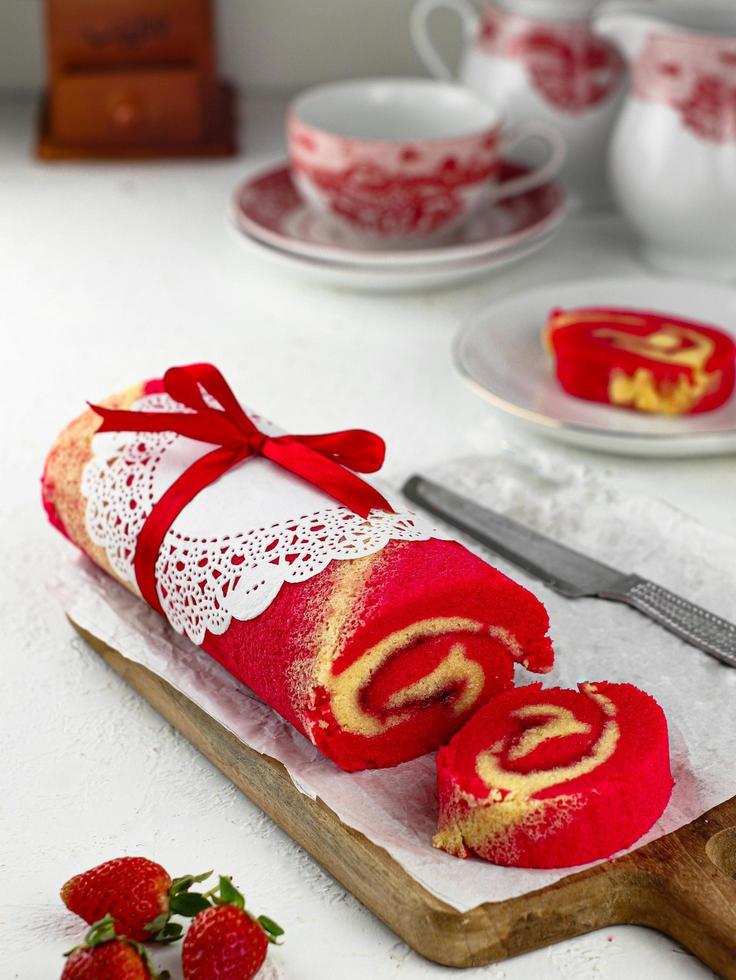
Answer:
38, 0, 236, 159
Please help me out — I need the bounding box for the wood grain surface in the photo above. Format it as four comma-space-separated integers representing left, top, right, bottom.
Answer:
70, 618, 736, 976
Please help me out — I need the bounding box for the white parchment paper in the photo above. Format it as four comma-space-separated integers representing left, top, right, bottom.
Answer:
52, 451, 736, 913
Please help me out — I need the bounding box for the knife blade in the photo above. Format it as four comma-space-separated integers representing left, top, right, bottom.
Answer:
403, 474, 736, 668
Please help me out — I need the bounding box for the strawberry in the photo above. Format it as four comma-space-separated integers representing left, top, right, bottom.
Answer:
182, 877, 283, 980
61, 857, 212, 943
62, 915, 167, 979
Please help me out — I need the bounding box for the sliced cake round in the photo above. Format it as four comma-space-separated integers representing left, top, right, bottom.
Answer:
545, 306, 736, 415
433, 681, 673, 867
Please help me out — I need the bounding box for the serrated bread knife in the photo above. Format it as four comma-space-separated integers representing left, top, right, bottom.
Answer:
403, 475, 736, 668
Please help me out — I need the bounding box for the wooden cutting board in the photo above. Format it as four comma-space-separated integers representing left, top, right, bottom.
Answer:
70, 618, 736, 977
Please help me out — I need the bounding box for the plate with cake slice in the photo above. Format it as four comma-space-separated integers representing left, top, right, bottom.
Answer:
455, 276, 736, 457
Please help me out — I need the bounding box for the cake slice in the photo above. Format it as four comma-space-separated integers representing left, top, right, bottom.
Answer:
433, 681, 673, 867
545, 306, 736, 414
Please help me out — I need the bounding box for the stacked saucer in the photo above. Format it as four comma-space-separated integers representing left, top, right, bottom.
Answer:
232, 160, 566, 291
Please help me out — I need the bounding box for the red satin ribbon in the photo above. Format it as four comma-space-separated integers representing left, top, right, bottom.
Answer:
90, 363, 393, 615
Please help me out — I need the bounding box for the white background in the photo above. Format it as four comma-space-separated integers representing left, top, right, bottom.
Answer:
0, 0, 463, 94
0, 79, 731, 980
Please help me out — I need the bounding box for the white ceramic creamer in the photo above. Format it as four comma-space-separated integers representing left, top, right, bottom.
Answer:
412, 0, 627, 208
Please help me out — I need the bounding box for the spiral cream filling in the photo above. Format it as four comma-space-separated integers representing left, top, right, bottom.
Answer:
476, 687, 619, 795
327, 620, 486, 737
433, 685, 621, 857
306, 557, 523, 739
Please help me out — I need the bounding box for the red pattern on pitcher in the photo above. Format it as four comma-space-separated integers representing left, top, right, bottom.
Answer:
676, 75, 736, 143
633, 35, 736, 144
478, 7, 625, 115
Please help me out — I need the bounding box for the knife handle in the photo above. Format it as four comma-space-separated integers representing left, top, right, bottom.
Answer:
610, 578, 736, 669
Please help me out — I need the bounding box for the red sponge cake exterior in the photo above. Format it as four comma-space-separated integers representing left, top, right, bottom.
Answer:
434, 682, 673, 867
201, 537, 554, 771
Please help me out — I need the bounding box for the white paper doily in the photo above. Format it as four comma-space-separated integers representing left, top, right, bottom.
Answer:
81, 393, 442, 644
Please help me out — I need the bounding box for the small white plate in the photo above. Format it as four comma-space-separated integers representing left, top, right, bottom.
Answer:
232, 224, 558, 292
232, 161, 566, 268
455, 276, 736, 457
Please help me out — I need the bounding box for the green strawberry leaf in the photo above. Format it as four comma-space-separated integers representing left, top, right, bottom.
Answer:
153, 921, 184, 944
170, 871, 212, 895
145, 913, 170, 934
144, 911, 187, 944
84, 915, 118, 948
257, 915, 285, 944
190, 870, 213, 884
169, 892, 211, 917
214, 875, 244, 910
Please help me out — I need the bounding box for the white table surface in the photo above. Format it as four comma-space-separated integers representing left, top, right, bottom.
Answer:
1, 94, 731, 979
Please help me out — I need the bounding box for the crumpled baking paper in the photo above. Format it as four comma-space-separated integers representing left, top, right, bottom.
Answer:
52, 450, 736, 913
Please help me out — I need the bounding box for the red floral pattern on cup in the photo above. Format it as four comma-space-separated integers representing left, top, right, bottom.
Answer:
296, 164, 467, 238
632, 34, 736, 144
289, 116, 501, 239
478, 6, 625, 115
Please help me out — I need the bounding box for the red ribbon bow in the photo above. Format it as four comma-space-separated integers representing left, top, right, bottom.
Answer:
90, 363, 393, 615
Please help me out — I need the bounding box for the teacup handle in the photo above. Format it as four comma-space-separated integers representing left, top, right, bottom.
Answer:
494, 122, 567, 201
411, 0, 480, 80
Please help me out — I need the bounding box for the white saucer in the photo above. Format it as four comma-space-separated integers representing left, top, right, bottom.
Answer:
232, 224, 558, 292
455, 276, 736, 457
231, 161, 566, 269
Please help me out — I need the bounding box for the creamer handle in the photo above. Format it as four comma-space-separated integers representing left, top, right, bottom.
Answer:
410, 0, 480, 81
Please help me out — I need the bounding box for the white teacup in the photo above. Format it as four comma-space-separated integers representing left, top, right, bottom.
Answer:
288, 78, 566, 244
